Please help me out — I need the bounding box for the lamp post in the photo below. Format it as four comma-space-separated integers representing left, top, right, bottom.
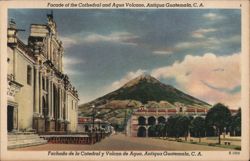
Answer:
91, 104, 95, 144
124, 109, 127, 136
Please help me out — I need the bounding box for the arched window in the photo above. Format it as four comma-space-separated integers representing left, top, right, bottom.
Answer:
148, 116, 156, 125
138, 116, 146, 125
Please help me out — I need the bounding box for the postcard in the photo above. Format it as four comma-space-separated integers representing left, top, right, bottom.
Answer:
0, 0, 249, 161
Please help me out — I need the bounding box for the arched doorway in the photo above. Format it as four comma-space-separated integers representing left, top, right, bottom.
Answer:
158, 116, 166, 124
7, 105, 14, 132
148, 126, 156, 137
148, 116, 156, 125
138, 116, 146, 125
137, 126, 146, 137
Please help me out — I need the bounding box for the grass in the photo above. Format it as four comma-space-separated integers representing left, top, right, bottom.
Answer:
155, 137, 241, 150
182, 141, 241, 150
207, 137, 241, 141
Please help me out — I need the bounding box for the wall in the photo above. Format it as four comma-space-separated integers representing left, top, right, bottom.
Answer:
67, 92, 78, 132
7, 47, 14, 75
14, 48, 34, 130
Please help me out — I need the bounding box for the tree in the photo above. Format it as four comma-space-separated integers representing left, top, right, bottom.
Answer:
156, 124, 166, 137
190, 116, 205, 142
166, 115, 190, 139
148, 125, 157, 137
175, 115, 190, 140
206, 103, 231, 144
229, 108, 241, 136
166, 115, 179, 137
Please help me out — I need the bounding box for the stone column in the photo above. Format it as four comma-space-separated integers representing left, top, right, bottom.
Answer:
61, 88, 64, 120
59, 87, 62, 120
48, 76, 51, 118
51, 82, 54, 119
60, 88, 63, 120
50, 38, 53, 62
13, 107, 18, 130
34, 65, 40, 116
63, 89, 66, 120
39, 70, 43, 116
47, 37, 50, 60
66, 92, 69, 121
60, 55, 63, 72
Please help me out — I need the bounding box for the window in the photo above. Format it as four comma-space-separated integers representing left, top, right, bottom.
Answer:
42, 77, 45, 90
27, 65, 32, 85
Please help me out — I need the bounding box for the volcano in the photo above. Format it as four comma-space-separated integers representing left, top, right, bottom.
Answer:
78, 75, 210, 124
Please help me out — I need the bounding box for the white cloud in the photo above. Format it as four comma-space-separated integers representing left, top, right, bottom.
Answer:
63, 57, 84, 75
203, 13, 225, 20
60, 36, 77, 49
151, 53, 241, 109
153, 50, 173, 55
82, 32, 138, 45
192, 28, 217, 38
63, 69, 83, 76
175, 37, 220, 50
60, 31, 139, 48
104, 69, 146, 93
175, 34, 239, 51
63, 57, 84, 66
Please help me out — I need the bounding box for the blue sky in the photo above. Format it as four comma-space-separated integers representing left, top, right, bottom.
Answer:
8, 9, 241, 109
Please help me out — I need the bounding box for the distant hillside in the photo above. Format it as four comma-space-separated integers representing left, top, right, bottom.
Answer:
78, 74, 210, 126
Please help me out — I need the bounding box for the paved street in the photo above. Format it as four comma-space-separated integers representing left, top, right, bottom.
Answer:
14, 133, 228, 151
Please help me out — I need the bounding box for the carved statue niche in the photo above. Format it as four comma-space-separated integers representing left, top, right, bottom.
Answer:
42, 37, 48, 57
53, 47, 57, 63
28, 37, 44, 55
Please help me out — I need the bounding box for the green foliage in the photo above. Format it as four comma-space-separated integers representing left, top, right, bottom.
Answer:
166, 115, 190, 138
113, 124, 124, 132
229, 108, 241, 136
175, 115, 190, 138
190, 116, 205, 142
164, 103, 233, 143
206, 103, 231, 131
110, 79, 208, 105
206, 103, 231, 144
148, 125, 157, 137
190, 117, 205, 135
147, 124, 167, 137
166, 115, 180, 137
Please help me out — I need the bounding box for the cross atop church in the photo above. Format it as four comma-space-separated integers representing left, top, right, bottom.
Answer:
47, 10, 54, 20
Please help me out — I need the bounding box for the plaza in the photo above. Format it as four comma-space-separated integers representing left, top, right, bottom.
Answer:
12, 133, 237, 151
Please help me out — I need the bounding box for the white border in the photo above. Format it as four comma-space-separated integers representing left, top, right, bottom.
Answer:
0, 1, 249, 161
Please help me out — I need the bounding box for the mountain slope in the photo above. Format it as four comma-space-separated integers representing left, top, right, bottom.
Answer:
79, 74, 210, 113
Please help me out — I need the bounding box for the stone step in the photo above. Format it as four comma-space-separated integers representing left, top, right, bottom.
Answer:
8, 138, 44, 143
8, 131, 36, 135
8, 135, 41, 141
8, 133, 47, 149
8, 139, 47, 149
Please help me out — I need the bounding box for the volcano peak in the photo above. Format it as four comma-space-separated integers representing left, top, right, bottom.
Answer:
122, 74, 159, 88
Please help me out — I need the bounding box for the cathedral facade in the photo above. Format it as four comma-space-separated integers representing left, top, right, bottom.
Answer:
7, 13, 79, 133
